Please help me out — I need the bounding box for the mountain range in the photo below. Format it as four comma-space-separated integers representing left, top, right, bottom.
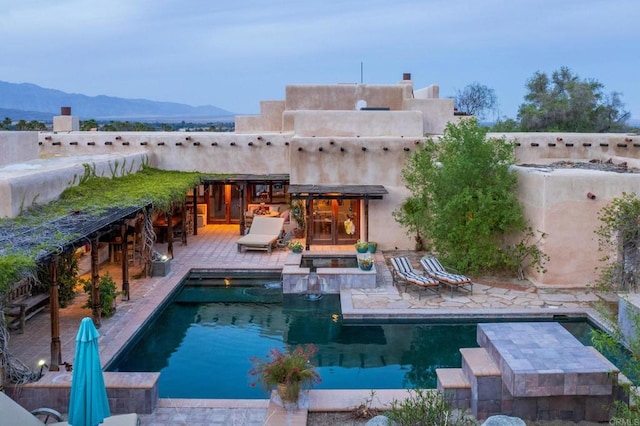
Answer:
0, 80, 235, 122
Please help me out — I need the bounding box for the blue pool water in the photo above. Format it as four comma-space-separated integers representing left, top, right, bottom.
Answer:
107, 274, 599, 399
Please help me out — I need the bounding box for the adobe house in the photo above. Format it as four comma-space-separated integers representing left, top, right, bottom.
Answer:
1, 74, 639, 288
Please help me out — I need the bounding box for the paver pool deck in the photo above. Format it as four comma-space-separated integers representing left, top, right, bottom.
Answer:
7, 224, 607, 425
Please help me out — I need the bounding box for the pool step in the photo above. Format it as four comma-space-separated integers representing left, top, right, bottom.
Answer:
460, 347, 503, 419
436, 368, 471, 409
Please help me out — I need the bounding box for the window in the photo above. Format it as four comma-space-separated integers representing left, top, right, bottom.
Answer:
249, 183, 288, 204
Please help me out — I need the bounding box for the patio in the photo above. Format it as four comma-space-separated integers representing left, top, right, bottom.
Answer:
5, 224, 604, 425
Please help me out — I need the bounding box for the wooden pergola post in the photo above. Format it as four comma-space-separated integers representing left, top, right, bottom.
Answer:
239, 183, 246, 235
167, 210, 174, 259
91, 237, 101, 328
49, 256, 61, 371
363, 198, 369, 242
305, 196, 312, 251
192, 186, 198, 236
120, 223, 130, 301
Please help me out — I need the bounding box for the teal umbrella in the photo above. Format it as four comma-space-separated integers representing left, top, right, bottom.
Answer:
68, 317, 111, 426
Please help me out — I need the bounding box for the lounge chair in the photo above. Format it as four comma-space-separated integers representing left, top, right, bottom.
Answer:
0, 391, 140, 426
237, 216, 285, 254
420, 255, 473, 298
389, 256, 440, 299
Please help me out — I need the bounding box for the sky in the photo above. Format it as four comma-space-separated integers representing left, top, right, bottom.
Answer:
1, 0, 639, 120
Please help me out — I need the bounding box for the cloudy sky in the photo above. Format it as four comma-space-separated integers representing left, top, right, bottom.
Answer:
1, 0, 639, 120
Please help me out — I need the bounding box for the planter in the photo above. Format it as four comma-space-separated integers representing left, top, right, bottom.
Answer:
358, 263, 374, 271
291, 247, 303, 254
356, 246, 368, 253
368, 242, 377, 253
277, 382, 301, 404
152, 259, 171, 277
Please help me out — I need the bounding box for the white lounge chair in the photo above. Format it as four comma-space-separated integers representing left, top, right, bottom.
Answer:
236, 216, 285, 254
420, 255, 473, 298
0, 391, 140, 426
389, 256, 440, 299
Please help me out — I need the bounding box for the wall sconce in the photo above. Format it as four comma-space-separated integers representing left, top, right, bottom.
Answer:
587, 192, 597, 200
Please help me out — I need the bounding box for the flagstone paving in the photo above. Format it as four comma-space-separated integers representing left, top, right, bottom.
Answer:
6, 225, 606, 425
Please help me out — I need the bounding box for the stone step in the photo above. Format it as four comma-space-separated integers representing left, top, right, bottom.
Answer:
461, 347, 501, 381
436, 368, 471, 409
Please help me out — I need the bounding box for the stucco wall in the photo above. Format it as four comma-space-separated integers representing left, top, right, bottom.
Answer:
292, 111, 424, 137
0, 131, 38, 167
515, 166, 640, 287
235, 100, 285, 133
285, 84, 406, 111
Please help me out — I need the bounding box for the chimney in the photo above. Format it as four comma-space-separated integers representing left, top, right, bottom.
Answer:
61, 106, 71, 116
403, 73, 411, 81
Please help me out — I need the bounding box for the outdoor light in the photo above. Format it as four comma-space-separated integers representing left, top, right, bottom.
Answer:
161, 255, 169, 261
38, 359, 48, 377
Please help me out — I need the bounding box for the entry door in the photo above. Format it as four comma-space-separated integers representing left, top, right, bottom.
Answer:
208, 184, 241, 224
310, 199, 359, 245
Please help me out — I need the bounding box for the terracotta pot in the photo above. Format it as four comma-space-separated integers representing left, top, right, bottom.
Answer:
276, 382, 301, 403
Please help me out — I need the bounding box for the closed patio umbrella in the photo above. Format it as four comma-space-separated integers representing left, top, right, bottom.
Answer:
68, 317, 111, 426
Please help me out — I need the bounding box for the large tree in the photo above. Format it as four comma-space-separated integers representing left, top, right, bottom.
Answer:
518, 66, 629, 132
453, 82, 497, 120
394, 118, 547, 275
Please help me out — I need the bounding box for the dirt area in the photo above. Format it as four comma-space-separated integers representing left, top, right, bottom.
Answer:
307, 412, 604, 425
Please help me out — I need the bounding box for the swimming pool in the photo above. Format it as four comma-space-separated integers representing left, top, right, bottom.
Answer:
106, 273, 600, 399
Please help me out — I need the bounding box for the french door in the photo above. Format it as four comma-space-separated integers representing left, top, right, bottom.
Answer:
309, 199, 359, 245
208, 185, 242, 224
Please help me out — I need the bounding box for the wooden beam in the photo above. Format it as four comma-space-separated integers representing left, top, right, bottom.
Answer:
120, 224, 130, 301
91, 237, 101, 328
49, 256, 61, 371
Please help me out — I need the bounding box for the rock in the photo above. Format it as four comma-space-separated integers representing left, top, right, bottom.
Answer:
366, 415, 393, 426
482, 415, 526, 426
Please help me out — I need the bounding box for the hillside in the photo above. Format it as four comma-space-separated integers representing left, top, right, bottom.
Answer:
0, 81, 234, 121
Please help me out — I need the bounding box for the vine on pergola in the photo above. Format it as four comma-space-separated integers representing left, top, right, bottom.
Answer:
0, 164, 212, 384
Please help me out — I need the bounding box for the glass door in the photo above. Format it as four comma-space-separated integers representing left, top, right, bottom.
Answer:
208, 184, 242, 224
310, 199, 359, 245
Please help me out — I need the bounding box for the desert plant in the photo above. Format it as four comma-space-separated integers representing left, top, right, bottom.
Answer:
387, 388, 476, 426
288, 240, 303, 252
355, 240, 369, 252
249, 344, 320, 401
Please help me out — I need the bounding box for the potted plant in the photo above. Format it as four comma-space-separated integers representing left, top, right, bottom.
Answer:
249, 344, 321, 405
355, 240, 369, 253
80, 272, 123, 318
358, 255, 375, 271
367, 241, 378, 253
288, 200, 306, 238
288, 240, 304, 253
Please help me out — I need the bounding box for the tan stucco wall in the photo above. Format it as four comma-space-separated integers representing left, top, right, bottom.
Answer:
235, 100, 285, 133
285, 84, 406, 111
0, 132, 38, 167
291, 111, 424, 137
515, 166, 640, 288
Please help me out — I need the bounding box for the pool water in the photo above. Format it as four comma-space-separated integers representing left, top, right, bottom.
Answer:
107, 280, 599, 399
299, 255, 358, 270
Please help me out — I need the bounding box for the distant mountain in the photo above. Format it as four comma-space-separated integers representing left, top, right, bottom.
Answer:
0, 81, 235, 122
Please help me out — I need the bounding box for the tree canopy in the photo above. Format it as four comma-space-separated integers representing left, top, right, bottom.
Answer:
394, 118, 547, 276
453, 82, 497, 120
517, 66, 630, 132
